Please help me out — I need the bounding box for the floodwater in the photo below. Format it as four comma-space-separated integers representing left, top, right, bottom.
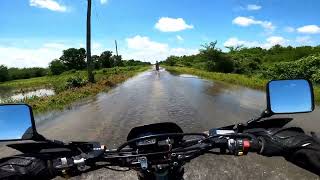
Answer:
0, 88, 55, 102
1, 68, 320, 179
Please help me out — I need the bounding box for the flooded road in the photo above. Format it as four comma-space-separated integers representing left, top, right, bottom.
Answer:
2, 68, 320, 179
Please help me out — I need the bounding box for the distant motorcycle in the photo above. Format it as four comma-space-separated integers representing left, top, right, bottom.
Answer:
155, 61, 160, 71
0, 79, 315, 179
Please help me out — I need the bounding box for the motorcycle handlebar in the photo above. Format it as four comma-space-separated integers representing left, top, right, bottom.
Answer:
52, 133, 263, 173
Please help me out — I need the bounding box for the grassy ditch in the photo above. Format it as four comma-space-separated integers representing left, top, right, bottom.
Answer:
0, 66, 150, 114
164, 66, 320, 104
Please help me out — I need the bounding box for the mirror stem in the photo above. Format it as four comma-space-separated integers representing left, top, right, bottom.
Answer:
247, 109, 272, 125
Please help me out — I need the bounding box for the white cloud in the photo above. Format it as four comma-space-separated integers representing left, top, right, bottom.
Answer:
43, 42, 68, 49
264, 36, 288, 48
297, 25, 320, 34
127, 36, 168, 51
29, 0, 67, 12
100, 0, 108, 5
155, 17, 194, 32
124, 35, 198, 63
0, 40, 108, 68
223, 37, 260, 48
176, 35, 184, 41
232, 16, 275, 30
0, 45, 64, 68
224, 36, 288, 49
284, 26, 295, 33
247, 4, 261, 11
295, 36, 312, 44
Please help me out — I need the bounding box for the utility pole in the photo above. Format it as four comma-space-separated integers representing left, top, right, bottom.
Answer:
114, 40, 120, 67
115, 40, 119, 56
87, 0, 94, 83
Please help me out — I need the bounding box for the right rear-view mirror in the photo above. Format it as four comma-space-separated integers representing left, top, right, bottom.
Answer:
266, 79, 314, 114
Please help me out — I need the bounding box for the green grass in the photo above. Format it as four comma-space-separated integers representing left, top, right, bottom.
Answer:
0, 71, 86, 92
164, 66, 320, 104
1, 66, 150, 114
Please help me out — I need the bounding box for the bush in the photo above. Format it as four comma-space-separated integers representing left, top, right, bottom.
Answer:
66, 76, 88, 89
0, 65, 9, 82
262, 54, 320, 80
49, 59, 67, 75
60, 48, 87, 70
234, 57, 261, 74
311, 70, 320, 84
8, 67, 48, 80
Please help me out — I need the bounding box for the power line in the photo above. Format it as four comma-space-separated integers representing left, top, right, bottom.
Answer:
92, 0, 102, 25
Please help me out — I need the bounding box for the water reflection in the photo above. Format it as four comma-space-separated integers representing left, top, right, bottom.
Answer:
179, 74, 198, 78
205, 81, 265, 110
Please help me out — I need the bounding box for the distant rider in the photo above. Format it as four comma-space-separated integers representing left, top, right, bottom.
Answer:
155, 61, 160, 71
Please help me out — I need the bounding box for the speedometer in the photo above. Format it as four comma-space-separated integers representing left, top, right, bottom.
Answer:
136, 138, 157, 146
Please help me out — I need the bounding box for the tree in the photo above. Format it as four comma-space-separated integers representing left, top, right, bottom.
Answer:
49, 59, 67, 75
0, 65, 9, 82
166, 56, 178, 66
60, 48, 87, 70
113, 55, 124, 67
200, 41, 235, 72
99, 51, 113, 68
200, 41, 221, 61
225, 45, 244, 53
91, 55, 100, 69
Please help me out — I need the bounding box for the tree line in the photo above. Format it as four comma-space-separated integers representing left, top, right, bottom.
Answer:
0, 48, 150, 82
161, 41, 320, 83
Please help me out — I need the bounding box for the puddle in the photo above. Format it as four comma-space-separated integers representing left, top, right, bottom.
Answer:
0, 89, 55, 102
179, 74, 199, 78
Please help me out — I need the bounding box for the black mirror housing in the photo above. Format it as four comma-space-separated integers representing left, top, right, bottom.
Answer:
266, 79, 315, 115
0, 104, 44, 142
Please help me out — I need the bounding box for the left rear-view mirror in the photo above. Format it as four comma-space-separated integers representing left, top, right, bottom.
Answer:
0, 104, 39, 141
267, 79, 314, 114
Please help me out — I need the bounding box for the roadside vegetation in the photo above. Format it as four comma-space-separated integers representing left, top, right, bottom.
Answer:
0, 47, 151, 114
161, 41, 320, 103
0, 47, 150, 82
1, 66, 149, 114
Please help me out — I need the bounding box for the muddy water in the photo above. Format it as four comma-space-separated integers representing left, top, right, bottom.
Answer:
2, 69, 320, 179
0, 88, 55, 102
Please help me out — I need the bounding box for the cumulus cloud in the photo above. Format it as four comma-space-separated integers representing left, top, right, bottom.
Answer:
295, 36, 312, 44
223, 37, 260, 48
247, 4, 261, 11
232, 16, 275, 30
43, 42, 68, 49
124, 35, 198, 63
29, 0, 67, 12
265, 36, 288, 48
284, 26, 295, 33
176, 35, 184, 41
0, 45, 65, 68
127, 36, 168, 51
0, 41, 106, 68
155, 17, 194, 32
224, 36, 288, 49
100, 0, 108, 5
297, 25, 320, 34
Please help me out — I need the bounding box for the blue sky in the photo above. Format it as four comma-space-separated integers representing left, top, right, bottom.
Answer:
0, 0, 320, 67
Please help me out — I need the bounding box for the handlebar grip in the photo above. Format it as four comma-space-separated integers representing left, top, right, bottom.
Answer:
249, 138, 262, 153
226, 137, 262, 155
